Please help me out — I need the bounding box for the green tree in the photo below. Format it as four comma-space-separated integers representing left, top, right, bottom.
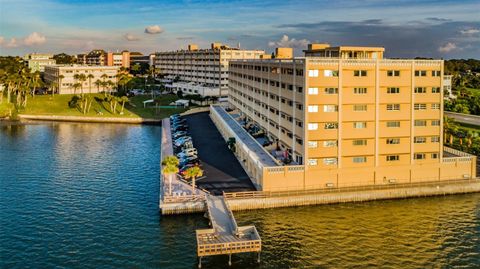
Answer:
87, 74, 94, 94
119, 96, 129, 114
183, 166, 203, 195
162, 156, 180, 196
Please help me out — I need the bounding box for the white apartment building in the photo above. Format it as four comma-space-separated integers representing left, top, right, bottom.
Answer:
23, 53, 56, 73
443, 75, 455, 99
154, 43, 265, 98
44, 65, 119, 94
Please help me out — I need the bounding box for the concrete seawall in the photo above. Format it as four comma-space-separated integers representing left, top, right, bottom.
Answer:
226, 180, 480, 211
160, 180, 480, 215
18, 114, 162, 124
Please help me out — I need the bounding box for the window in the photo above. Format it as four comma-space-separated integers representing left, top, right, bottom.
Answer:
354, 70, 367, 77
431, 136, 440, 143
308, 87, 318, 95
353, 156, 367, 163
323, 158, 338, 165
387, 70, 400, 76
414, 87, 426, 93
386, 155, 400, 161
324, 70, 339, 77
308, 159, 318, 166
387, 121, 400, 128
324, 88, 338, 94
432, 70, 441, 77
415, 70, 427, 77
324, 122, 338, 129
353, 139, 367, 146
308, 70, 319, 77
308, 105, 319, 113
353, 104, 367, 111
414, 137, 426, 143
353, 122, 367, 129
414, 103, 427, 110
308, 141, 318, 148
323, 105, 338, 112
431, 103, 440, 110
387, 87, 400, 94
414, 120, 427, 126
308, 123, 318, 130
431, 120, 440, 126
323, 140, 337, 147
354, 87, 367, 94
431, 153, 439, 159
432, 87, 440, 93
387, 104, 400, 111
414, 153, 426, 160
386, 138, 400, 144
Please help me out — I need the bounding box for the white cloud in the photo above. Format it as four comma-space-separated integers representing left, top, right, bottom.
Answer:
438, 42, 457, 53
4, 38, 18, 48
144, 25, 164, 34
24, 32, 46, 46
124, 33, 140, 41
268, 35, 309, 48
460, 28, 480, 35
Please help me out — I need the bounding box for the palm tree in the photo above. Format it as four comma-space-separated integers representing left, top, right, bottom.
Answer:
78, 73, 87, 96
72, 83, 82, 96
162, 156, 179, 196
94, 79, 102, 93
87, 74, 94, 94
443, 116, 457, 144
49, 81, 58, 98
57, 74, 64, 95
119, 96, 129, 114
30, 71, 42, 98
183, 166, 203, 195
101, 73, 108, 93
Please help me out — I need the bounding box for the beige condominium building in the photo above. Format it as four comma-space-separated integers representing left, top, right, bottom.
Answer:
154, 43, 265, 98
23, 53, 56, 73
212, 44, 476, 191
77, 50, 130, 68
44, 65, 119, 94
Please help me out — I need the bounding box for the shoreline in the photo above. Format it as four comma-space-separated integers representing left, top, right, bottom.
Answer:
11, 114, 163, 124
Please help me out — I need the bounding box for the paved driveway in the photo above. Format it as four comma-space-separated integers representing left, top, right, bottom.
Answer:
185, 112, 255, 195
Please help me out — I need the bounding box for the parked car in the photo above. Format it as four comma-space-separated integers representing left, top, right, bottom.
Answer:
176, 148, 198, 159
174, 141, 194, 153
180, 158, 200, 168
174, 137, 192, 147
172, 131, 189, 139
170, 114, 181, 119
172, 126, 188, 132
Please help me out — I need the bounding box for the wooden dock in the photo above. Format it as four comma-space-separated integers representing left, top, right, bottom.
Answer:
196, 195, 261, 268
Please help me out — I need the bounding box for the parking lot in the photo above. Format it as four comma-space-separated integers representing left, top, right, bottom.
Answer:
184, 112, 255, 195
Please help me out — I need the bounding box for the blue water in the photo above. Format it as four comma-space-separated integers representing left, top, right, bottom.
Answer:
1, 123, 479, 268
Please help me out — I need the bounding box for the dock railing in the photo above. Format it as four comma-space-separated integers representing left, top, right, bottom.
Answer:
223, 178, 479, 200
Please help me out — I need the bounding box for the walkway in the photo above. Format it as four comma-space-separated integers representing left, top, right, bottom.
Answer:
196, 195, 261, 267
185, 112, 255, 195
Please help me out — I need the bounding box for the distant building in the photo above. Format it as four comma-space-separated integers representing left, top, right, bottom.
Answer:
303, 43, 385, 58
154, 43, 265, 97
77, 50, 130, 68
443, 75, 455, 99
107, 51, 130, 68
130, 52, 150, 66
44, 65, 119, 94
23, 53, 56, 73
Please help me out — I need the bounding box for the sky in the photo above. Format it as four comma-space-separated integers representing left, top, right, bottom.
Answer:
0, 0, 479, 59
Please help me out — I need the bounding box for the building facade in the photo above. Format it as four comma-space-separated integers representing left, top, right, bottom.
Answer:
220, 44, 476, 191
107, 51, 130, 68
44, 65, 119, 94
154, 43, 265, 97
23, 53, 56, 72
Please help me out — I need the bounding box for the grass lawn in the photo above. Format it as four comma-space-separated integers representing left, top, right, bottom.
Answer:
466, 88, 480, 97
0, 100, 14, 118
17, 93, 187, 119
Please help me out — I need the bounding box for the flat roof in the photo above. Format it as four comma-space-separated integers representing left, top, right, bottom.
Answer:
212, 106, 278, 167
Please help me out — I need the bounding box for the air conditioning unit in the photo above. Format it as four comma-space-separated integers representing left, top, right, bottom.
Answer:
388, 179, 396, 183
325, 183, 334, 188
463, 174, 470, 179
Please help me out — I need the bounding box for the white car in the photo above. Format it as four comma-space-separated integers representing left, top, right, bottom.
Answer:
176, 148, 198, 159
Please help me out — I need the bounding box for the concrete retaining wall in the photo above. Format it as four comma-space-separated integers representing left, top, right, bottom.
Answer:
226, 180, 480, 211
160, 201, 206, 215
18, 114, 162, 124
